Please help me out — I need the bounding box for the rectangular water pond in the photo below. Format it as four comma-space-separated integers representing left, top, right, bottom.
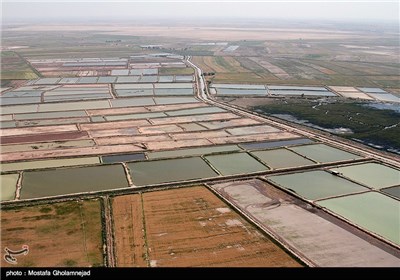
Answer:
368, 93, 400, 103
0, 96, 41, 105
20, 165, 129, 199
158, 76, 174, 82
205, 152, 268, 175
166, 106, 226, 116
267, 170, 369, 200
0, 157, 100, 172
239, 138, 314, 150
357, 87, 387, 93
138, 76, 157, 83
0, 174, 19, 201
154, 97, 199, 105
14, 110, 87, 120
34, 78, 61, 85
128, 157, 217, 186
77, 77, 99, 84
2, 90, 43, 97
154, 88, 194, 96
251, 149, 316, 169
111, 98, 155, 107
381, 186, 400, 199
175, 75, 193, 82
330, 163, 400, 189
101, 153, 146, 163
289, 144, 362, 163
59, 77, 79, 84
268, 90, 336, 97
154, 83, 193, 89
217, 88, 267, 95
116, 89, 154, 97
147, 145, 241, 159
97, 76, 117, 84
38, 100, 110, 112
115, 83, 153, 89
317, 192, 400, 246
116, 76, 140, 83
0, 121, 16, 128
105, 112, 166, 121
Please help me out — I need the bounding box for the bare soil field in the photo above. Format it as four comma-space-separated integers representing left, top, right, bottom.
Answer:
112, 195, 147, 267
111, 186, 301, 267
1, 200, 103, 267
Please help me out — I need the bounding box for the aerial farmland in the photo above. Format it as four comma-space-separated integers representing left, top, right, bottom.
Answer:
1, 1, 399, 270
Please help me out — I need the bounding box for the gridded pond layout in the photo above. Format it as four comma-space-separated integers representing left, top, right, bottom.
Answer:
210, 179, 400, 267
288, 144, 362, 163
112, 186, 302, 267
2, 52, 400, 268
1, 200, 103, 267
317, 192, 400, 246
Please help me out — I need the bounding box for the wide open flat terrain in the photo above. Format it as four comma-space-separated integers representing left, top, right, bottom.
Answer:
112, 186, 301, 267
1, 200, 103, 267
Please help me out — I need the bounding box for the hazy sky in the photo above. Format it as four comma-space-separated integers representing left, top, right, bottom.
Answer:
2, 1, 399, 23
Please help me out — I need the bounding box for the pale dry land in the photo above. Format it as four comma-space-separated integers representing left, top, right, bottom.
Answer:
7, 25, 369, 41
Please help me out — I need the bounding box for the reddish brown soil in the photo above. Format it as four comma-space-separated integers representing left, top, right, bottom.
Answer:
112, 186, 301, 267
0, 131, 89, 144
112, 195, 147, 267
1, 200, 103, 267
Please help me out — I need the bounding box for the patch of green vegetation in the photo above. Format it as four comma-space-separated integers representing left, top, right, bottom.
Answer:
215, 56, 236, 72
1, 51, 38, 80
253, 100, 400, 151
235, 57, 267, 73
88, 252, 103, 267
39, 206, 53, 213
63, 259, 77, 267
373, 79, 400, 88
54, 202, 79, 215
304, 54, 324, 59
37, 223, 61, 234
